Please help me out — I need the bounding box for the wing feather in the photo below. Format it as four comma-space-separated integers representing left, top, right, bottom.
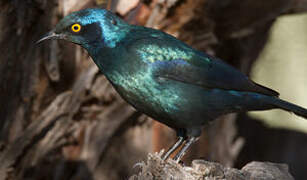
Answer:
127, 33, 279, 97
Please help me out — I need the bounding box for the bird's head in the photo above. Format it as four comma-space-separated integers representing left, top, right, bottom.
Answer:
37, 8, 130, 50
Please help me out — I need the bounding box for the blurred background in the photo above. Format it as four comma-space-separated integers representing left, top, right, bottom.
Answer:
0, 0, 307, 179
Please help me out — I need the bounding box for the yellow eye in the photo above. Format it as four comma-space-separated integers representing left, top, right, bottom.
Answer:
71, 24, 81, 32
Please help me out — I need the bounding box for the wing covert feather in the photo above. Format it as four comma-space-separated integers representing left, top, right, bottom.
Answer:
127, 34, 279, 97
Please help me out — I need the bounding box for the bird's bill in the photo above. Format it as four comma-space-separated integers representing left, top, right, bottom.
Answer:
36, 30, 66, 44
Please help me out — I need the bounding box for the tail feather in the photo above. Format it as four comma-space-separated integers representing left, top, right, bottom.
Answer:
265, 97, 307, 119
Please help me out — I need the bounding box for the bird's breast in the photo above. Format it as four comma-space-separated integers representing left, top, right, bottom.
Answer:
106, 69, 180, 119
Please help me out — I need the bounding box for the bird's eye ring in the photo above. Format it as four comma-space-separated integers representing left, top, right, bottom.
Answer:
71, 24, 81, 33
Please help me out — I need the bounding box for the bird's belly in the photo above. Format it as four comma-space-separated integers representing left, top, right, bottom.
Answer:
108, 72, 216, 128
119, 79, 180, 122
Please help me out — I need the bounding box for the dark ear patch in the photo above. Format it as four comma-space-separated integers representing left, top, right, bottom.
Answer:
81, 23, 102, 43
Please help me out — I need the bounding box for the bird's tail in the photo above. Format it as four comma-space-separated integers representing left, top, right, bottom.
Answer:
264, 97, 307, 119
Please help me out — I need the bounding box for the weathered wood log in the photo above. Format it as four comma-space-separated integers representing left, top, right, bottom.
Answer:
130, 152, 294, 180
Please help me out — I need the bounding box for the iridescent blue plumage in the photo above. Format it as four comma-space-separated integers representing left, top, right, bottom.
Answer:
38, 8, 307, 161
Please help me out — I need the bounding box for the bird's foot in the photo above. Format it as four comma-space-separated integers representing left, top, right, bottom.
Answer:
173, 137, 198, 162
161, 136, 185, 160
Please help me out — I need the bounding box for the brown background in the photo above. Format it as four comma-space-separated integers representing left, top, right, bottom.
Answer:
0, 0, 307, 179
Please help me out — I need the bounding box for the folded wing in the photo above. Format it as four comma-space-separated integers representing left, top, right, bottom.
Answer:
129, 35, 279, 97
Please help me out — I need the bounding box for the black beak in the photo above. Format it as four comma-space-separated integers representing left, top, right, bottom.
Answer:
36, 30, 65, 44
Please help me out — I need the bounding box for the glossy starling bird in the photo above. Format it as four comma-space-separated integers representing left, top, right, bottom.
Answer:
37, 8, 307, 161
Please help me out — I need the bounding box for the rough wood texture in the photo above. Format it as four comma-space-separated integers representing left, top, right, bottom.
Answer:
130, 152, 294, 180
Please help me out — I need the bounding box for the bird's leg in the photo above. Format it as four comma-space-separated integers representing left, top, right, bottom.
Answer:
173, 136, 198, 162
162, 136, 185, 160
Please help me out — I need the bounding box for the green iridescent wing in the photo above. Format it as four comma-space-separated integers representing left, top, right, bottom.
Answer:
128, 35, 279, 96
